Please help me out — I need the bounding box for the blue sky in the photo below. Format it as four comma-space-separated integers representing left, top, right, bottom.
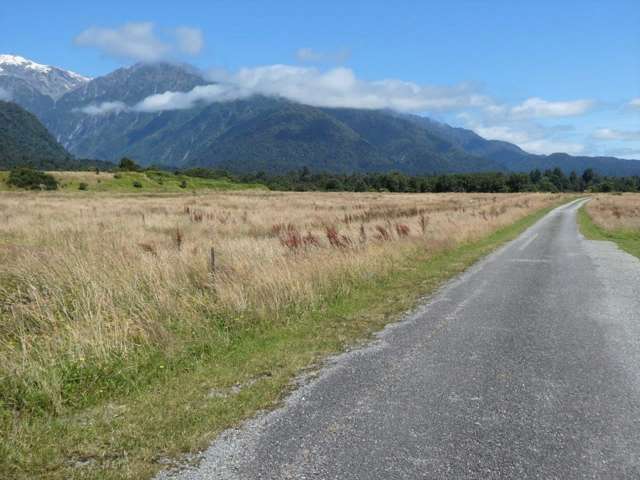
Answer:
2, 0, 639, 158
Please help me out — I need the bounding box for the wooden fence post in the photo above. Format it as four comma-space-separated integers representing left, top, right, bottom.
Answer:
209, 247, 215, 273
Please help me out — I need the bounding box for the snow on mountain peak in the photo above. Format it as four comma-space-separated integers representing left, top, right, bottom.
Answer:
0, 54, 90, 99
0, 54, 91, 81
0, 54, 52, 73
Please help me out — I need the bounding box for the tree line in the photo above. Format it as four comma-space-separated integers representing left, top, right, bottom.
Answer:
8, 159, 640, 194
183, 166, 640, 193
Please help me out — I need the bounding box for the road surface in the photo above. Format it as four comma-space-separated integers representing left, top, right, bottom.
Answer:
161, 199, 640, 479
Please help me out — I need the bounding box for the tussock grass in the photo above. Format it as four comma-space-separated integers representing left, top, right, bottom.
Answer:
580, 194, 640, 258
0, 191, 569, 478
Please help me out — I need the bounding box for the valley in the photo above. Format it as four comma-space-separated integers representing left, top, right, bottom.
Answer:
2, 6, 640, 478
2, 56, 640, 176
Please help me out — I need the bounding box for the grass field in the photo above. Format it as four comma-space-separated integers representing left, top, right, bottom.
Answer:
579, 194, 640, 259
0, 190, 571, 479
0, 170, 264, 192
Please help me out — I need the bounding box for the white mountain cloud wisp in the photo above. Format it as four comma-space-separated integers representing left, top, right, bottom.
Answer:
510, 97, 594, 118
80, 64, 496, 115
471, 123, 585, 156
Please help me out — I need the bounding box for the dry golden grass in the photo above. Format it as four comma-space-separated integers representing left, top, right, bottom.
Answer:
0, 191, 562, 414
585, 194, 640, 231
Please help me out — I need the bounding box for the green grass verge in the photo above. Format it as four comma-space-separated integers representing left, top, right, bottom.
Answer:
0, 170, 265, 193
1, 199, 567, 479
578, 203, 640, 259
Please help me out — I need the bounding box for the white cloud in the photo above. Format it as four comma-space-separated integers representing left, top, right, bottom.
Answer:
0, 87, 11, 101
74, 22, 203, 62
75, 22, 168, 62
474, 125, 532, 144
78, 101, 128, 115
296, 47, 350, 64
457, 94, 597, 155
519, 139, 585, 155
175, 27, 204, 55
592, 128, 640, 141
477, 126, 584, 155
81, 64, 496, 115
135, 84, 246, 111
510, 97, 594, 118
188, 65, 491, 111
464, 116, 585, 155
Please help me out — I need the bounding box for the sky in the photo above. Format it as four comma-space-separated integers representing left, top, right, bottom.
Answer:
1, 0, 639, 158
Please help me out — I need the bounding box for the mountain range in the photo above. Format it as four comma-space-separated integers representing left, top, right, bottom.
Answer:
1, 54, 639, 176
0, 100, 113, 171
0, 99, 72, 169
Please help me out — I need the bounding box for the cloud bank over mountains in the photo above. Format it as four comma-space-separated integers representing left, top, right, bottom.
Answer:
80, 63, 593, 120
71, 21, 637, 158
78, 62, 597, 156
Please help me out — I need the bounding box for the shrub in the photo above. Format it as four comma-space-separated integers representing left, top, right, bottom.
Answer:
119, 157, 141, 171
133, 181, 143, 188
179, 180, 188, 189
78, 182, 89, 191
7, 167, 58, 190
